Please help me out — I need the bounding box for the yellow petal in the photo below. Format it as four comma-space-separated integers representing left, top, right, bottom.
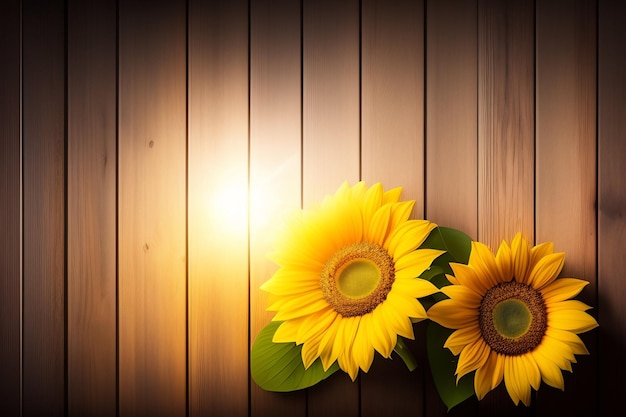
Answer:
440, 285, 483, 309
365, 305, 395, 358
541, 278, 589, 303
449, 263, 487, 296
532, 349, 565, 390
495, 240, 514, 281
548, 309, 599, 334
391, 278, 439, 300
353, 316, 375, 372
395, 249, 445, 280
296, 308, 337, 345
545, 327, 589, 355
474, 351, 502, 400
428, 300, 478, 329
387, 200, 415, 234
271, 290, 328, 321
547, 299, 592, 313
469, 241, 500, 291
520, 353, 541, 391
362, 182, 384, 226
318, 315, 342, 370
365, 203, 392, 245
527, 252, 565, 289
301, 336, 322, 369
382, 302, 415, 340
511, 233, 531, 284
529, 241, 554, 271
503, 356, 522, 405
382, 186, 403, 204
443, 324, 482, 352
273, 318, 304, 343
456, 339, 490, 381
385, 220, 437, 261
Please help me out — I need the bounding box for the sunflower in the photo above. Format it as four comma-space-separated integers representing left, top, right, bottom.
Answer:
427, 233, 598, 406
261, 182, 443, 380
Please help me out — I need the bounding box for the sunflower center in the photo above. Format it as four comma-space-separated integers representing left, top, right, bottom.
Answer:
320, 242, 395, 317
478, 280, 547, 356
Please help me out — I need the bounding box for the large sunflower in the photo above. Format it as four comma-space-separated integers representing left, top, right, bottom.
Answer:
428, 233, 598, 406
261, 182, 443, 380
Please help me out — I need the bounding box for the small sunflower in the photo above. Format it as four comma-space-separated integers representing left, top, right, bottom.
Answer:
261, 182, 443, 380
427, 233, 598, 406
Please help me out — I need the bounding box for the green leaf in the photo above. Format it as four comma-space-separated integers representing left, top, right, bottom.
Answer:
419, 226, 472, 265
427, 321, 475, 411
251, 321, 340, 392
393, 337, 417, 372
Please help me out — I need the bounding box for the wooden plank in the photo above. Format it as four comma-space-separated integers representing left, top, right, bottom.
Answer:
535, 1, 597, 415
426, 0, 478, 240
303, 0, 360, 416
67, 0, 117, 415
118, 1, 187, 415
362, 0, 425, 216
188, 1, 249, 416
477, 0, 535, 415
249, 0, 306, 415
22, 0, 67, 415
598, 1, 626, 415
0, 1, 21, 415
360, 0, 426, 415
425, 0, 479, 415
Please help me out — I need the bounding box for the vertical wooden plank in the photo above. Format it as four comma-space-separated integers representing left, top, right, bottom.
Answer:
0, 1, 22, 416
362, 0, 424, 215
303, 0, 360, 416
425, 0, 479, 415
250, 0, 306, 415
535, 1, 597, 415
478, 0, 534, 415
188, 1, 249, 416
67, 0, 117, 415
118, 1, 187, 415
360, 0, 426, 416
598, 1, 626, 415
22, 0, 66, 415
426, 0, 478, 240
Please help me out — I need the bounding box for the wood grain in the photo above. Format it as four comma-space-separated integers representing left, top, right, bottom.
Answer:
425, 0, 480, 415
118, 1, 187, 415
360, 0, 426, 415
535, 1, 597, 415
303, 0, 361, 416
362, 0, 425, 215
598, 0, 626, 415
67, 1, 117, 415
0, 1, 21, 415
478, 0, 535, 415
250, 0, 306, 415
426, 0, 478, 240
22, 0, 67, 414
188, 1, 249, 416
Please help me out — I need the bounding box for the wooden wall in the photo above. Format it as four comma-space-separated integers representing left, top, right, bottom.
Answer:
0, 0, 624, 416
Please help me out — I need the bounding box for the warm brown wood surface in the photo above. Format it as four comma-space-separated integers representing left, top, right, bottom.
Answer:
67, 1, 117, 415
22, 1, 66, 415
0, 1, 22, 415
188, 1, 249, 416
1, 1, 624, 416
118, 1, 187, 415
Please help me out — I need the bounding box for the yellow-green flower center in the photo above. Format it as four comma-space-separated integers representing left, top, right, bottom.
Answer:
479, 280, 547, 356
320, 242, 395, 317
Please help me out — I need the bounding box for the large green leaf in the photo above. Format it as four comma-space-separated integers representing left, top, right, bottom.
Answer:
427, 321, 476, 410
421, 227, 475, 409
251, 321, 340, 392
419, 226, 472, 266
